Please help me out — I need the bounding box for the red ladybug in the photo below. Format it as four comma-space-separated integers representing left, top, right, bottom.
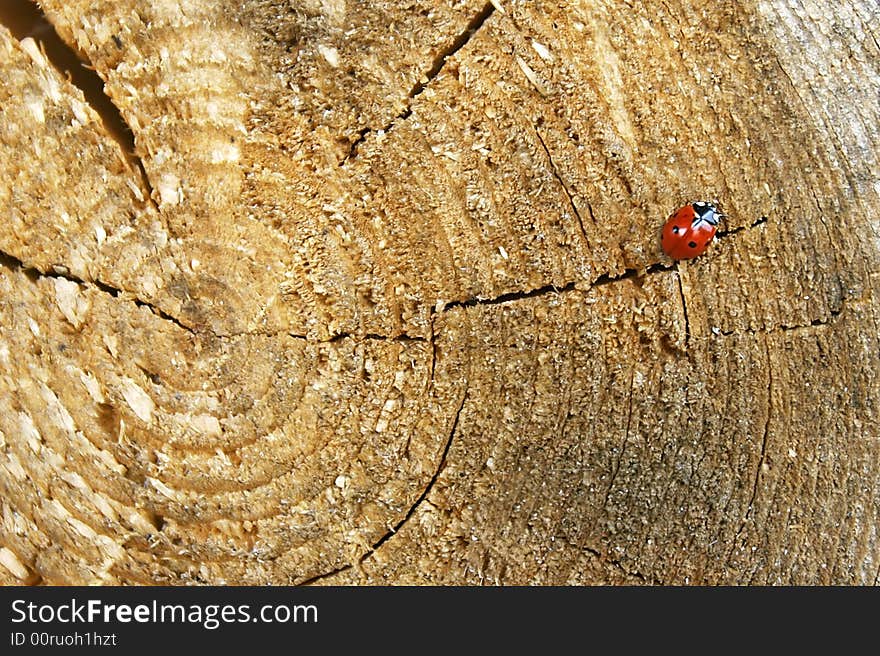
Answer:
660, 201, 721, 260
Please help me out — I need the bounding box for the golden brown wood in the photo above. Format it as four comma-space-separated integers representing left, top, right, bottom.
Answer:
1, 0, 878, 584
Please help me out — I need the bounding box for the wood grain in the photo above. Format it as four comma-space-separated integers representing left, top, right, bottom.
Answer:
1, 0, 878, 584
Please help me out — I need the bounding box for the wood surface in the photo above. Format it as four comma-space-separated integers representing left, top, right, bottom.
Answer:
1, 0, 878, 584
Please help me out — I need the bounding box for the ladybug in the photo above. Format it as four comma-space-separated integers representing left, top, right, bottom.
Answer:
660, 201, 722, 260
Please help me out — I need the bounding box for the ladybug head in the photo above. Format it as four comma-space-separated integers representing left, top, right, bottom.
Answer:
691, 201, 722, 226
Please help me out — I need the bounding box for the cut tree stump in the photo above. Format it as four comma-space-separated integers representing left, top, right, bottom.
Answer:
1, 0, 878, 585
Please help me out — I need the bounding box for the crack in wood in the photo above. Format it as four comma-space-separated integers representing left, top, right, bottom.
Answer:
443, 281, 577, 311
369, 387, 467, 552
1, 0, 157, 211
675, 270, 691, 351
715, 215, 768, 239
601, 367, 636, 513
324, 332, 428, 344
607, 556, 650, 583
716, 303, 846, 337
297, 561, 350, 586
342, 2, 495, 163
726, 335, 773, 568
301, 385, 469, 585
6, 220, 851, 346
441, 262, 673, 313
3, 238, 680, 341
534, 126, 589, 246
575, 543, 653, 584
428, 310, 438, 389
0, 246, 195, 335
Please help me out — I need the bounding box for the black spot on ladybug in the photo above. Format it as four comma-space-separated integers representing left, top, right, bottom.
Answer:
672, 226, 680, 234
688, 241, 697, 248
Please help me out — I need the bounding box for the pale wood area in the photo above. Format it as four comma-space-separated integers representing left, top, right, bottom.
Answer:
1, 0, 878, 585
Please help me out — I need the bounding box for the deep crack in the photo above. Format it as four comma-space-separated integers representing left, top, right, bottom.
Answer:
0, 247, 195, 335
716, 214, 768, 240
442, 262, 672, 312
297, 563, 350, 586
443, 281, 577, 311
0, 0, 156, 208
325, 331, 428, 344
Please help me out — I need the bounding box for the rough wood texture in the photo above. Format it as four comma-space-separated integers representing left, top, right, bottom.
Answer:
1, 0, 878, 585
